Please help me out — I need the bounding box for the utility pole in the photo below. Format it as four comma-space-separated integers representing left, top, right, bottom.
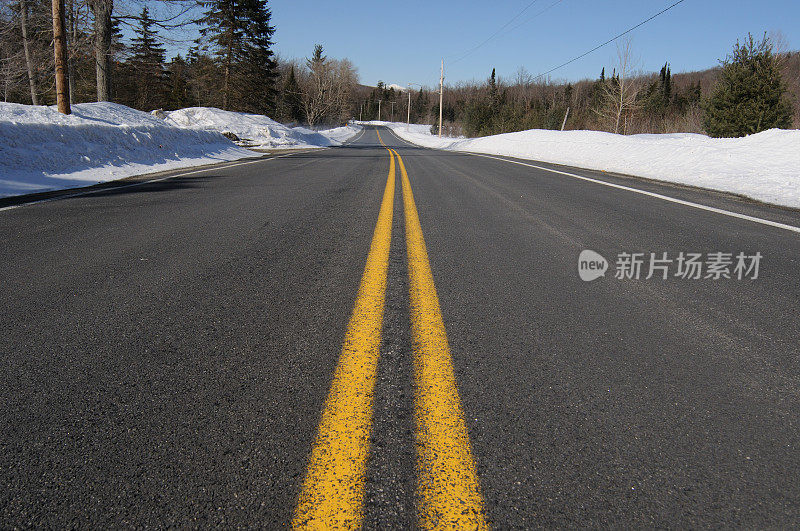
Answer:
438, 59, 444, 138
561, 107, 570, 131
390, 101, 395, 122
51, 0, 71, 114
359, 103, 363, 121
406, 82, 421, 131
407, 87, 412, 130
377, 99, 382, 121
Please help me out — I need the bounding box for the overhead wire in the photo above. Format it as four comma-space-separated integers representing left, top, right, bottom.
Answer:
450, 0, 543, 64
505, 0, 565, 36
530, 0, 689, 81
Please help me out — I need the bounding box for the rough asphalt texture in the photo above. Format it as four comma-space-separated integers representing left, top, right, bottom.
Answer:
2, 127, 799, 527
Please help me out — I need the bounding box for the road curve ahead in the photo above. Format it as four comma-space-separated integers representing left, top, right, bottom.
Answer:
2, 126, 799, 528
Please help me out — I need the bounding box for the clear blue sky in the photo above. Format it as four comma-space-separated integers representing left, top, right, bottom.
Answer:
263, 0, 800, 88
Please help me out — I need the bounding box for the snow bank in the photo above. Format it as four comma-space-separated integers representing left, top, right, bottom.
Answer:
162, 107, 361, 149
0, 102, 255, 198
368, 121, 800, 209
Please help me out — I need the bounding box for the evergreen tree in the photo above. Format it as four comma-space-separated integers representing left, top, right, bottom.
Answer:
413, 88, 428, 122
690, 81, 702, 103
282, 65, 303, 123
238, 0, 279, 113
198, 0, 278, 113
704, 34, 792, 137
489, 68, 498, 110
186, 48, 222, 108
165, 56, 196, 110
659, 62, 672, 106
589, 69, 607, 115
129, 6, 168, 110
304, 45, 334, 125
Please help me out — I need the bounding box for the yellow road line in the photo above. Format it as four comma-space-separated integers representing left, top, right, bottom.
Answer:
292, 150, 396, 529
392, 149, 489, 529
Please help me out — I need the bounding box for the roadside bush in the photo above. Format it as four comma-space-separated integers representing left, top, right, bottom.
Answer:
703, 34, 793, 137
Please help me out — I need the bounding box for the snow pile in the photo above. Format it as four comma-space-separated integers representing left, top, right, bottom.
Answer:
369, 121, 800, 209
162, 107, 360, 149
0, 102, 255, 198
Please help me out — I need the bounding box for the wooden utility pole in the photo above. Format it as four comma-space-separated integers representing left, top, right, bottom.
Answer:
438, 59, 444, 138
52, 0, 71, 114
407, 87, 412, 130
561, 107, 570, 131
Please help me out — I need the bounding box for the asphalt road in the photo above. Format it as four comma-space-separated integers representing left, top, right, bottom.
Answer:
2, 126, 799, 528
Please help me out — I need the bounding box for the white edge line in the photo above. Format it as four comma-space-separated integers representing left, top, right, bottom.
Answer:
0, 148, 322, 213
346, 126, 367, 144
380, 126, 800, 235
468, 153, 800, 235
380, 126, 418, 148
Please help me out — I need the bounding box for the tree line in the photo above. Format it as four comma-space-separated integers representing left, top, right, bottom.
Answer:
0, 0, 360, 125
1, 4, 797, 138
428, 34, 797, 138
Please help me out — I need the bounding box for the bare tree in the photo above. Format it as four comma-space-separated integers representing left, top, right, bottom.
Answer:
1, 36, 25, 101
300, 45, 358, 126
513, 66, 532, 108
595, 39, 641, 134
19, 0, 38, 104
302, 45, 331, 126
87, 0, 111, 101
329, 57, 357, 122
51, 0, 69, 112
1, 2, 24, 101
67, 0, 75, 103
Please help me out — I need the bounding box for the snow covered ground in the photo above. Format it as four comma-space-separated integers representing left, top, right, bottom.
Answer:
3, 100, 795, 208
366, 121, 800, 209
162, 107, 360, 150
0, 102, 254, 198
0, 103, 361, 198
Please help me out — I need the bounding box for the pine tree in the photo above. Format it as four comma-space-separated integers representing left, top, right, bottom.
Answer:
129, 6, 168, 110
282, 65, 303, 123
311, 45, 326, 64
198, 0, 278, 113
489, 68, 498, 110
186, 48, 222, 107
659, 62, 672, 106
165, 55, 196, 110
704, 34, 792, 137
589, 68, 607, 114
413, 88, 428, 122
304, 45, 334, 125
238, 0, 278, 113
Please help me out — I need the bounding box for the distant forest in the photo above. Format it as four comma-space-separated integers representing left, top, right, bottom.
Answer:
1, 0, 797, 138
417, 41, 799, 138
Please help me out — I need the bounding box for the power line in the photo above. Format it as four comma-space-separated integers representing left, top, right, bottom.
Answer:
506, 0, 565, 36
531, 0, 689, 81
451, 0, 543, 64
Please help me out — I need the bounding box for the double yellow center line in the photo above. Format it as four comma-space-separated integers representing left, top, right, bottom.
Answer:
293, 130, 488, 529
